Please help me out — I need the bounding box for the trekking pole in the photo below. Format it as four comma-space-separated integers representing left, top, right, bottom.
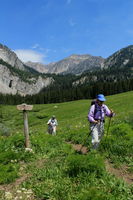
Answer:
80, 122, 97, 152
106, 117, 112, 137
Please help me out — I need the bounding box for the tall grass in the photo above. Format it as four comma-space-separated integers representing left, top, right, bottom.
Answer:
0, 91, 133, 199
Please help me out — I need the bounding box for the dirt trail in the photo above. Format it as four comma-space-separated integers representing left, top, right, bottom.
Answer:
68, 142, 133, 184
67, 142, 88, 154
105, 160, 133, 184
0, 174, 30, 191
0, 158, 46, 192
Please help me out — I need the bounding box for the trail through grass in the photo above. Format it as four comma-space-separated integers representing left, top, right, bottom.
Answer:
0, 91, 133, 199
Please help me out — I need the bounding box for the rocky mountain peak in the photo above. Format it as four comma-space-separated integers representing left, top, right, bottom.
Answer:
0, 44, 54, 96
0, 43, 25, 71
68, 54, 90, 60
26, 61, 48, 73
26, 54, 104, 75
104, 45, 133, 69
1, 43, 133, 96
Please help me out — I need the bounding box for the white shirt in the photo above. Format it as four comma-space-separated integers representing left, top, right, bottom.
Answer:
47, 118, 58, 127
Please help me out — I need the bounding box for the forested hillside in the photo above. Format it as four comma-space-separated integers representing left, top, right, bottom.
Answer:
1, 44, 133, 103
1, 66, 133, 105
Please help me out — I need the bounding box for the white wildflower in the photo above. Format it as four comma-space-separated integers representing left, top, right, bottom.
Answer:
5, 192, 12, 200
16, 190, 21, 193
26, 189, 33, 194
21, 188, 26, 191
25, 148, 34, 153
20, 167, 24, 171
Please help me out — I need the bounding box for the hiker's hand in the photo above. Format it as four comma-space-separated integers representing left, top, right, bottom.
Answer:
94, 120, 99, 124
110, 110, 115, 117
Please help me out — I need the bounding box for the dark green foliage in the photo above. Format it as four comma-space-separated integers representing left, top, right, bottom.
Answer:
78, 187, 107, 200
12, 137, 25, 149
100, 123, 133, 163
66, 153, 105, 177
110, 123, 133, 137
0, 133, 36, 185
0, 151, 19, 164
0, 164, 19, 184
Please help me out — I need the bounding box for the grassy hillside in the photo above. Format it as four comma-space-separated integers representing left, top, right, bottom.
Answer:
0, 91, 133, 199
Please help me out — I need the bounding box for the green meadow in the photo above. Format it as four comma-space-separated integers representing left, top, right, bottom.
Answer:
0, 91, 133, 199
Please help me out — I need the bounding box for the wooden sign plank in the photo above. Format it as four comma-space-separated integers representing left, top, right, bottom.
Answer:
17, 104, 33, 111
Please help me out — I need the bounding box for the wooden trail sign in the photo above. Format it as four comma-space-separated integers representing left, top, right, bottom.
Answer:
17, 104, 33, 111
17, 103, 33, 148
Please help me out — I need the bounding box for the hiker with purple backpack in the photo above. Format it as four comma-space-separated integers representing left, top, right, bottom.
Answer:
88, 94, 115, 149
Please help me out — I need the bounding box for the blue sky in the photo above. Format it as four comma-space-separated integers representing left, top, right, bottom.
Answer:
1, 0, 133, 64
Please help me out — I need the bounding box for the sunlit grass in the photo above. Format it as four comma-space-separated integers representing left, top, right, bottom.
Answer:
0, 91, 133, 199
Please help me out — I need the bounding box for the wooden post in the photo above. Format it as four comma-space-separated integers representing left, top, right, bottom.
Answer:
17, 103, 33, 148
23, 110, 30, 148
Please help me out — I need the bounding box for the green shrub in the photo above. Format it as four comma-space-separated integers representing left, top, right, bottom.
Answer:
100, 123, 133, 162
31, 133, 64, 155
78, 187, 107, 200
0, 164, 19, 184
11, 135, 25, 149
0, 134, 35, 164
110, 123, 133, 137
0, 151, 19, 164
66, 153, 105, 177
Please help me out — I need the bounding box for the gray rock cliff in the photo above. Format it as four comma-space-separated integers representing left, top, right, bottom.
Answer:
0, 44, 53, 96
0, 44, 26, 71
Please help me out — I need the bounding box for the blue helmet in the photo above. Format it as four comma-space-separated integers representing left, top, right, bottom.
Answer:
97, 94, 106, 101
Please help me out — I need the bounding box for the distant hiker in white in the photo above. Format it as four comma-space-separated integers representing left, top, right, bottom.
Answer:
88, 94, 115, 149
47, 116, 58, 135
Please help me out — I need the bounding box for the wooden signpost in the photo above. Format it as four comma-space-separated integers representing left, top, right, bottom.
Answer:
17, 103, 33, 148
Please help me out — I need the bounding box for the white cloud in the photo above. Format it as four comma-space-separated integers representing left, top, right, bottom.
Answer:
14, 49, 45, 63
